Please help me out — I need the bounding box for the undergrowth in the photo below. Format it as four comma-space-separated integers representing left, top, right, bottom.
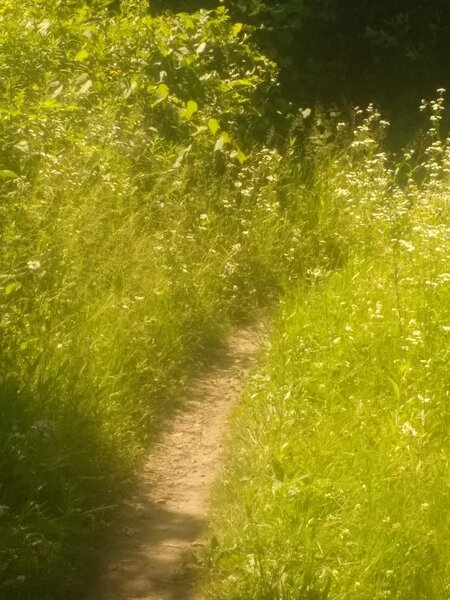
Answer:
0, 2, 306, 597
1, 1, 448, 598
206, 100, 450, 599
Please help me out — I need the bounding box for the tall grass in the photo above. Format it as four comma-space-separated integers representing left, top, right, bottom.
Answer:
1, 136, 307, 598
0, 3, 304, 597
206, 101, 450, 599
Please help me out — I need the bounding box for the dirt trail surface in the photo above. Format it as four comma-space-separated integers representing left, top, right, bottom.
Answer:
91, 324, 264, 600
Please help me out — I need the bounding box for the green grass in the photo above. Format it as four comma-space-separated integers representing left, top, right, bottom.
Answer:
205, 104, 450, 600
0, 141, 307, 597
1, 2, 449, 598
0, 3, 304, 597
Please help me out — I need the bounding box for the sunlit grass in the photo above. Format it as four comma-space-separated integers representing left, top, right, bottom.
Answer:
0, 139, 306, 597
206, 102, 450, 600
0, 3, 297, 596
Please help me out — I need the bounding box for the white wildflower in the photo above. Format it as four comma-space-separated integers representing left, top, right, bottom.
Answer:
27, 260, 41, 271
398, 240, 415, 253
400, 421, 417, 437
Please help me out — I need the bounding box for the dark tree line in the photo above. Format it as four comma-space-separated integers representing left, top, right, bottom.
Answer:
123, 0, 450, 142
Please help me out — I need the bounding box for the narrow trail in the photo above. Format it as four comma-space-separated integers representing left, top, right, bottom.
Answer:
91, 324, 265, 600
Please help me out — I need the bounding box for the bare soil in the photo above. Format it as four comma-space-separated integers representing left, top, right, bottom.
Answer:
90, 324, 264, 600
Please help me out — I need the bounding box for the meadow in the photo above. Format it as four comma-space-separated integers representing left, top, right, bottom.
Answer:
0, 1, 449, 599
206, 102, 450, 599
0, 2, 305, 597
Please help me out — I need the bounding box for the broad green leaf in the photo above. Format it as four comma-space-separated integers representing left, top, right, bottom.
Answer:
5, 282, 21, 295
208, 118, 220, 135
0, 170, 18, 179
232, 22, 243, 36
181, 100, 198, 120
236, 149, 247, 164
155, 83, 169, 98
196, 42, 207, 54
151, 83, 169, 106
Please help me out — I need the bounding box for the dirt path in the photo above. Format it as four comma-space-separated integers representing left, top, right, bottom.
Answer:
90, 324, 264, 600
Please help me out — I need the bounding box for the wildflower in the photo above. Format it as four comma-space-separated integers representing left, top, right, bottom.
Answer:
27, 260, 41, 270
224, 262, 237, 275
400, 421, 417, 437
398, 240, 415, 253
406, 329, 423, 346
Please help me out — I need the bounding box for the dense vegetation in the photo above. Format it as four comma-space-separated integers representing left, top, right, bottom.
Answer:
155, 0, 450, 144
0, 2, 298, 597
206, 103, 450, 599
0, 0, 448, 599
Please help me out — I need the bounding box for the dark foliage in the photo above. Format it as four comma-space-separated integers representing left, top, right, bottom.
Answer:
152, 0, 450, 144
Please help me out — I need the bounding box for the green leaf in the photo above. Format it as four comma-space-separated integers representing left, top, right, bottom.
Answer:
208, 118, 220, 135
229, 78, 255, 88
75, 72, 90, 85
214, 132, 231, 152
214, 137, 225, 152
387, 376, 401, 401
173, 144, 192, 168
51, 85, 64, 99
0, 170, 18, 179
4, 282, 21, 295
196, 42, 207, 54
236, 149, 247, 164
76, 48, 90, 62
123, 81, 138, 99
232, 22, 243, 36
151, 83, 170, 107
38, 19, 51, 35
181, 100, 198, 120
14, 140, 29, 154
